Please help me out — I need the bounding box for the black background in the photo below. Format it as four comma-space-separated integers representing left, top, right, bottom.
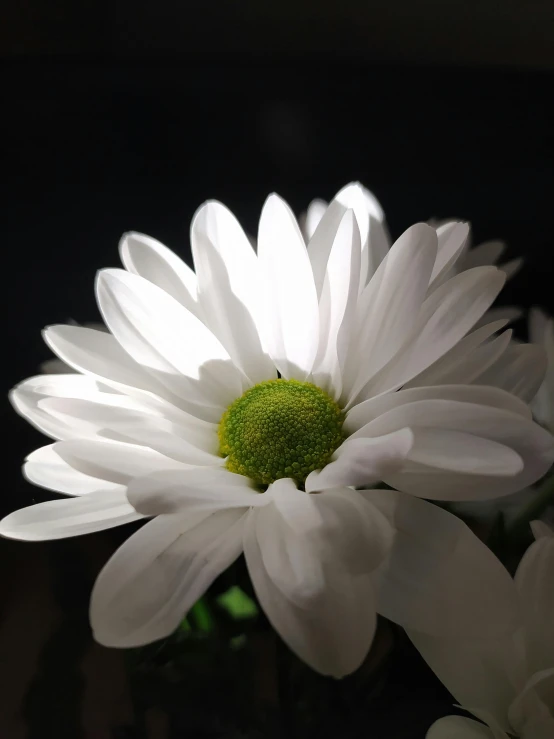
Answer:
1, 3, 554, 737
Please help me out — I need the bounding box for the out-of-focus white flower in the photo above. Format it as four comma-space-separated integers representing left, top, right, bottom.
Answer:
2, 186, 553, 677
412, 522, 554, 739
530, 308, 554, 434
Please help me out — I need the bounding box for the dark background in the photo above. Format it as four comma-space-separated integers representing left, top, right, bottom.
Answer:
1, 2, 554, 737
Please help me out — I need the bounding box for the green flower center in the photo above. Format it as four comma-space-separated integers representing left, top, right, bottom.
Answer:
218, 379, 346, 486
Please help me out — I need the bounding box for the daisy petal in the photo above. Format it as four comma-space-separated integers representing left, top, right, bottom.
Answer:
306, 198, 347, 299
267, 482, 392, 574
410, 630, 521, 736
364, 491, 522, 640
500, 257, 523, 280
403, 319, 510, 389
459, 240, 506, 270
258, 194, 319, 380
191, 201, 275, 385
41, 396, 219, 458
335, 182, 389, 285
357, 400, 554, 500
305, 429, 414, 492
426, 716, 504, 739
344, 223, 437, 403
44, 325, 156, 394
96, 268, 245, 407
356, 267, 506, 402
311, 209, 361, 398
90, 508, 245, 647
24, 444, 123, 496
126, 467, 260, 516
302, 198, 328, 241
514, 534, 554, 674
53, 439, 189, 485
408, 428, 523, 476
430, 221, 470, 286
413, 329, 513, 388
345, 384, 531, 435
119, 232, 198, 313
477, 343, 547, 403
0, 489, 142, 541
243, 507, 377, 678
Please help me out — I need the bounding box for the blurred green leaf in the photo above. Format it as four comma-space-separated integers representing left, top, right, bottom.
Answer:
217, 586, 259, 620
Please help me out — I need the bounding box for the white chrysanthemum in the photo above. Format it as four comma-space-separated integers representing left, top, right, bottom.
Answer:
2, 185, 553, 677
415, 522, 554, 739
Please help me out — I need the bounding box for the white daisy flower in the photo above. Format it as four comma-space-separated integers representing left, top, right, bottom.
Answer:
2, 186, 553, 677
414, 522, 554, 739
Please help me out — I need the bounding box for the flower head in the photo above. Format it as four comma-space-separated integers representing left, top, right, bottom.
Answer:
2, 184, 553, 676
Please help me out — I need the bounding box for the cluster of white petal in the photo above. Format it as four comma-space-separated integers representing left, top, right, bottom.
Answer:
416, 522, 554, 739
2, 183, 553, 677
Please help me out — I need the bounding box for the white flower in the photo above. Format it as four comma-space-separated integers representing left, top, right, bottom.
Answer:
530, 307, 554, 434
414, 522, 554, 739
2, 186, 553, 677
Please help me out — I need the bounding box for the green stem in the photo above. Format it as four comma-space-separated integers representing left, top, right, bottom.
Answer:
507, 474, 554, 539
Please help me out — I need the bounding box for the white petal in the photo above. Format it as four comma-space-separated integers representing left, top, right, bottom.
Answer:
53, 439, 190, 485
345, 384, 531, 435
44, 324, 220, 422
477, 343, 547, 403
306, 198, 348, 299
408, 428, 523, 476
24, 444, 123, 496
126, 467, 261, 516
305, 429, 414, 492
302, 198, 327, 240
311, 209, 361, 398
354, 266, 506, 402
90, 508, 246, 647
404, 320, 510, 389
473, 306, 522, 329
10, 375, 98, 440
99, 425, 222, 466
529, 306, 550, 345
426, 716, 503, 739
417, 329, 513, 388
357, 399, 554, 500
41, 395, 219, 459
531, 311, 554, 432
514, 534, 554, 674
335, 182, 389, 285
119, 232, 198, 313
258, 194, 319, 379
96, 268, 244, 407
499, 257, 523, 280
243, 507, 377, 677
430, 221, 470, 285
365, 490, 522, 644
267, 482, 393, 574
508, 668, 554, 739
344, 223, 438, 403
459, 240, 506, 270
0, 489, 142, 541
265, 477, 324, 534
44, 325, 156, 394
191, 201, 275, 385
530, 520, 553, 540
